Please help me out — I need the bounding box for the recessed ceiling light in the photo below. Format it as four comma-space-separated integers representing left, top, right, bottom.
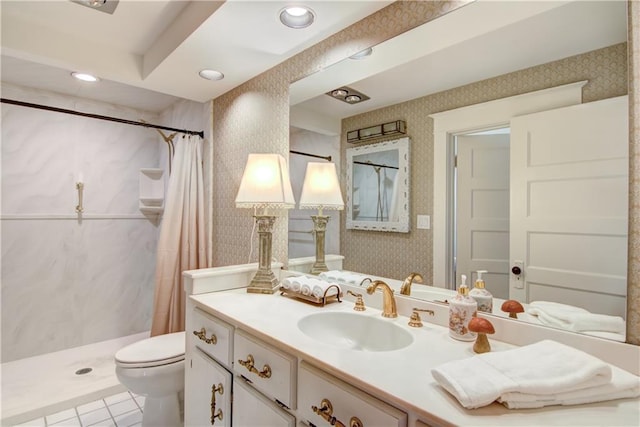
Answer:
345, 95, 362, 103
350, 47, 373, 60
279, 6, 315, 29
199, 69, 224, 81
331, 89, 348, 98
71, 72, 99, 82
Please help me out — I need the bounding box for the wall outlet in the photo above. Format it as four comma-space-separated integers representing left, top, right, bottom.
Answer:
417, 215, 431, 229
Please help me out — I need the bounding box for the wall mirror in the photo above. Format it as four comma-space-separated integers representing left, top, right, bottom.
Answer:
346, 137, 409, 232
288, 0, 631, 342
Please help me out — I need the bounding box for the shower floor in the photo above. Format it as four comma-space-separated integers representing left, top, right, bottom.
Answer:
1, 332, 148, 426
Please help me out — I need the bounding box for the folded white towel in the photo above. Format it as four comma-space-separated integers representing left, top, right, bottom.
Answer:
311, 280, 341, 299
499, 365, 640, 409
528, 301, 625, 334
431, 340, 613, 409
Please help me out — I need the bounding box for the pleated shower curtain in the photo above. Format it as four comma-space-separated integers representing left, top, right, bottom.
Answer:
151, 135, 207, 336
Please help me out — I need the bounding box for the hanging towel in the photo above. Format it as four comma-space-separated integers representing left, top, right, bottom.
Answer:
431, 340, 615, 409
528, 301, 625, 334
498, 365, 640, 409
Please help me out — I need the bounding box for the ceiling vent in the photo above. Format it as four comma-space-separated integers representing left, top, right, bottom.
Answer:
326, 87, 369, 105
69, 0, 119, 15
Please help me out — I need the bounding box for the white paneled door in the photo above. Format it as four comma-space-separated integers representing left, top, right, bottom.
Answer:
509, 96, 628, 316
456, 134, 510, 298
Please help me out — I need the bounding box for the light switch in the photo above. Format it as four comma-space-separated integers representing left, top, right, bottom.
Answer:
417, 215, 430, 229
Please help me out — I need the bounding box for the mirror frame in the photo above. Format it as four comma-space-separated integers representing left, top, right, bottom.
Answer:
346, 137, 410, 232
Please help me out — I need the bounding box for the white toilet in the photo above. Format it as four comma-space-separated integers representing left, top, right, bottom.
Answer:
115, 331, 186, 427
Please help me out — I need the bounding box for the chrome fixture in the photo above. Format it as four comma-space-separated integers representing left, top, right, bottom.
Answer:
70, 0, 119, 14
400, 272, 425, 295
326, 86, 369, 105
279, 6, 315, 29
347, 120, 406, 143
366, 280, 397, 318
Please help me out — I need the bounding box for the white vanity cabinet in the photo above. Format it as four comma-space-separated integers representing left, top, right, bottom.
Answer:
233, 377, 296, 427
185, 308, 234, 427
298, 362, 407, 427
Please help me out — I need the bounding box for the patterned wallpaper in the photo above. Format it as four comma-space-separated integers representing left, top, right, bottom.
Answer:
340, 43, 627, 282
627, 0, 639, 345
211, 0, 469, 267
210, 1, 639, 344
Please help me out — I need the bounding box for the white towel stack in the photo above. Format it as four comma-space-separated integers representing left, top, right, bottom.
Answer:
528, 301, 625, 336
431, 340, 640, 409
311, 279, 341, 298
319, 270, 370, 285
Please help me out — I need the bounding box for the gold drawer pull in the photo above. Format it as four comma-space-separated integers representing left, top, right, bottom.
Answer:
312, 398, 365, 427
237, 354, 272, 378
193, 327, 217, 345
210, 383, 223, 425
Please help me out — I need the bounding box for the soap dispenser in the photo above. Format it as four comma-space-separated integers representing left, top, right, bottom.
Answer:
469, 270, 493, 313
449, 275, 478, 341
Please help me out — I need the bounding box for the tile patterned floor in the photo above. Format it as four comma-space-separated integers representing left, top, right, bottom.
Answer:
11, 392, 145, 427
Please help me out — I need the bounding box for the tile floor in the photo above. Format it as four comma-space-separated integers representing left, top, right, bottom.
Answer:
11, 391, 145, 427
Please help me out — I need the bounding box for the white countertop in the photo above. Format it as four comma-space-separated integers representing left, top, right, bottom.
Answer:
190, 289, 640, 426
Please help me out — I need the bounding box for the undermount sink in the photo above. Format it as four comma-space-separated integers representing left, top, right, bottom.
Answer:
297, 311, 413, 352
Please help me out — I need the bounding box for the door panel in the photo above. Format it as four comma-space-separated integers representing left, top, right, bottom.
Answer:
509, 96, 628, 316
456, 134, 510, 298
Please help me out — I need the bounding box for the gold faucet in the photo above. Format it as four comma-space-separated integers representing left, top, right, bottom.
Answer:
400, 272, 424, 295
366, 280, 397, 318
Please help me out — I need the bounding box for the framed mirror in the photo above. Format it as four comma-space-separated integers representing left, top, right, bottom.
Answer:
346, 137, 409, 232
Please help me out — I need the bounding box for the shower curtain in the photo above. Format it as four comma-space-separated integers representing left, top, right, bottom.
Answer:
151, 135, 207, 336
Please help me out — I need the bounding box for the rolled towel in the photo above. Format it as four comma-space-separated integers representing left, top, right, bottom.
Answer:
311, 280, 341, 299
320, 270, 341, 281
499, 365, 640, 409
281, 278, 293, 290
431, 340, 613, 409
290, 278, 302, 292
528, 301, 625, 334
300, 282, 312, 296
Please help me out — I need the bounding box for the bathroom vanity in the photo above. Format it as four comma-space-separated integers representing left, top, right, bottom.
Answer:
182, 263, 640, 427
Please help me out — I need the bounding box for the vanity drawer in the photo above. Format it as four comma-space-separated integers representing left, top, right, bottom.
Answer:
298, 361, 407, 427
191, 308, 233, 368
233, 329, 297, 409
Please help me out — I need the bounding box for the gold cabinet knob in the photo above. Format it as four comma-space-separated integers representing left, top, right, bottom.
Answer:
238, 354, 272, 378
193, 327, 217, 345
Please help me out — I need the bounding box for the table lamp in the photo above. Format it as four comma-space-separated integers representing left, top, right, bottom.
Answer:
298, 162, 344, 274
236, 153, 295, 293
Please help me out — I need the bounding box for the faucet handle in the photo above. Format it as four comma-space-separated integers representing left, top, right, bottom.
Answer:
408, 307, 435, 327
347, 290, 366, 311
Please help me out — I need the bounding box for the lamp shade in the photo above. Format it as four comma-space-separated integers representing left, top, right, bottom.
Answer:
235, 153, 295, 209
298, 162, 344, 210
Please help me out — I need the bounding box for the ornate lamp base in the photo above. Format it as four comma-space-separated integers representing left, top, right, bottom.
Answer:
310, 215, 329, 275
247, 215, 279, 294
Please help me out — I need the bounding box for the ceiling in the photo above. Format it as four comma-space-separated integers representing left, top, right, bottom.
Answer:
290, 0, 628, 127
0, 0, 392, 112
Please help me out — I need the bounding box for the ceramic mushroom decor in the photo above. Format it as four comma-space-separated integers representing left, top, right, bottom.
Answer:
468, 317, 495, 353
501, 299, 525, 319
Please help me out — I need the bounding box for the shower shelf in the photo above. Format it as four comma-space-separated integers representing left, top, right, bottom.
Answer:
139, 168, 164, 214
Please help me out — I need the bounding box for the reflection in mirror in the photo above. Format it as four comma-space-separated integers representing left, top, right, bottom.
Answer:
288, 0, 630, 342
346, 137, 409, 232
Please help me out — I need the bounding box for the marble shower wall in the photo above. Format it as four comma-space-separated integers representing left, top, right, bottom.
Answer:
2, 83, 162, 361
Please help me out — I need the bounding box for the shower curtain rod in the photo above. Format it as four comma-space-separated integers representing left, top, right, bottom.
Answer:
0, 98, 205, 138
289, 150, 332, 162
354, 160, 399, 170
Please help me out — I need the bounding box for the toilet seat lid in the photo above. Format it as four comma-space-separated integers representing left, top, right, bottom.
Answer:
115, 331, 185, 366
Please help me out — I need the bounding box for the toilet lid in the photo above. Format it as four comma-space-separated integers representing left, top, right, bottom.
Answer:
115, 331, 185, 367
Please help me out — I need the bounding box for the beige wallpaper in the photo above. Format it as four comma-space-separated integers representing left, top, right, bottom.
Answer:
211, 0, 469, 267
341, 43, 627, 282
210, 1, 639, 344
627, 0, 639, 345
